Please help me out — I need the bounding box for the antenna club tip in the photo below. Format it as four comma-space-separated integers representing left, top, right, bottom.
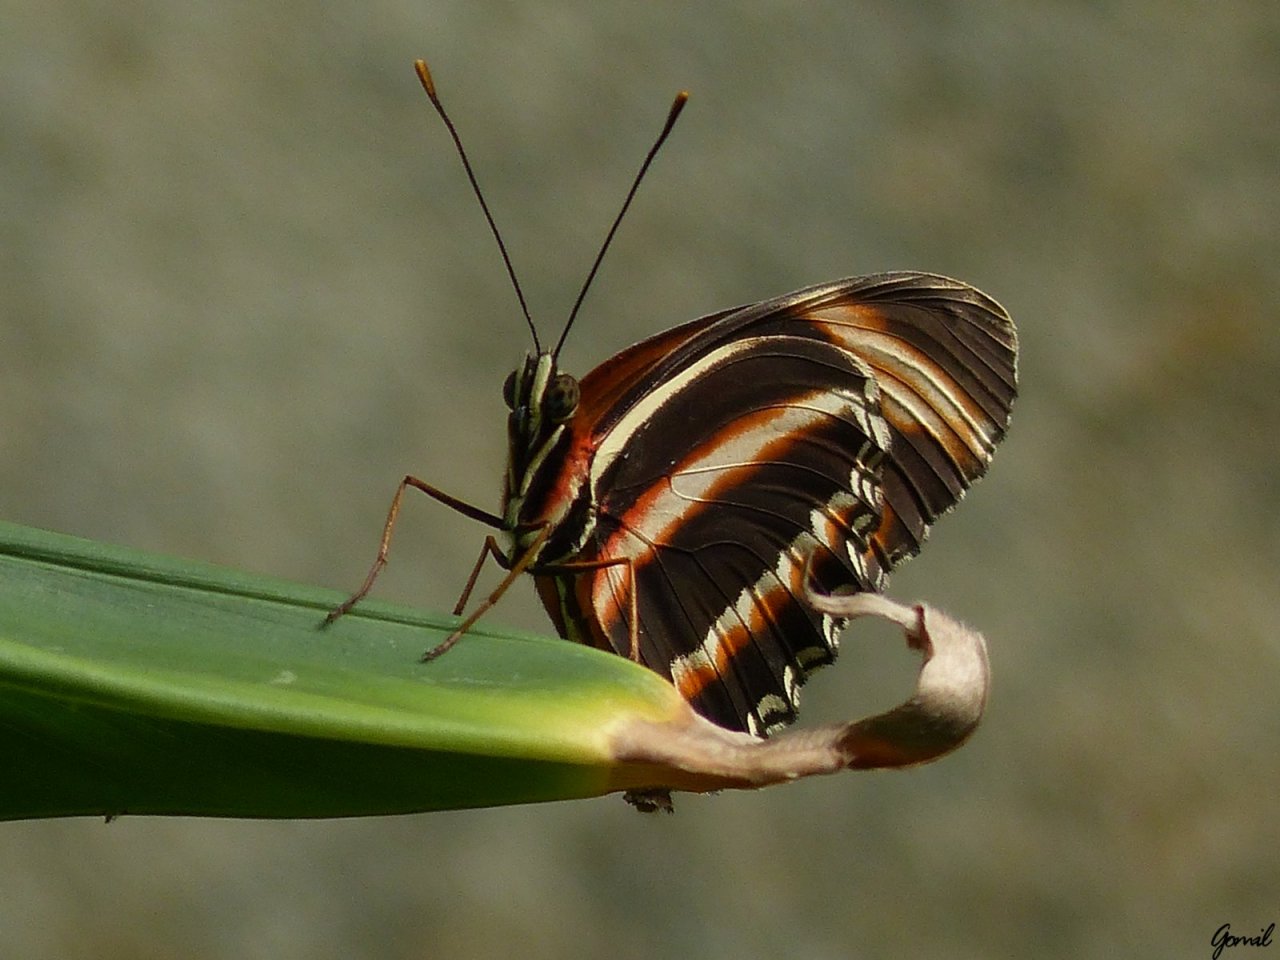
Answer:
413, 58, 437, 98
671, 90, 690, 118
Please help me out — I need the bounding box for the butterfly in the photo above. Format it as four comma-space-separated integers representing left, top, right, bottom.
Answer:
326, 61, 1018, 738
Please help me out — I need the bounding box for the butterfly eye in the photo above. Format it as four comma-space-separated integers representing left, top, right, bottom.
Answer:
502, 370, 518, 409
544, 373, 580, 423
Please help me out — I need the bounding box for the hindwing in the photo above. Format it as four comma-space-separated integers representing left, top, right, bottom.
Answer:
531, 271, 1017, 736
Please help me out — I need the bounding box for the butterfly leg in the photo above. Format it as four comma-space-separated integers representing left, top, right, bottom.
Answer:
421, 523, 552, 662
451, 536, 513, 616
323, 474, 505, 627
617, 557, 639, 662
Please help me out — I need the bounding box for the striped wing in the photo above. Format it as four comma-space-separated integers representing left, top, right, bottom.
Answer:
537, 272, 1017, 736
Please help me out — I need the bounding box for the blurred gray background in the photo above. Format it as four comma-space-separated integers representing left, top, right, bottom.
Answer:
3, 2, 1277, 958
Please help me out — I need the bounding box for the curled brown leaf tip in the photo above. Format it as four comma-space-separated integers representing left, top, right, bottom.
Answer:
803, 591, 989, 769
607, 590, 990, 801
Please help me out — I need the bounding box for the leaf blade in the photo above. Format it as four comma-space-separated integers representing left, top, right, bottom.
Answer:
0, 521, 685, 819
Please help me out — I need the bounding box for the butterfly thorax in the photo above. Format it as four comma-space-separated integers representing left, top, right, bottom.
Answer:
500, 351, 583, 558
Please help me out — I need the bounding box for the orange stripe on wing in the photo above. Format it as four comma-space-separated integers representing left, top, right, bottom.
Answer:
597, 387, 865, 562
669, 580, 794, 701
584, 392, 847, 640
813, 303, 1006, 464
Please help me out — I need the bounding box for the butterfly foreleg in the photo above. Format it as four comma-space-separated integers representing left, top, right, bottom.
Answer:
324, 474, 504, 627
421, 523, 553, 662
451, 535, 514, 615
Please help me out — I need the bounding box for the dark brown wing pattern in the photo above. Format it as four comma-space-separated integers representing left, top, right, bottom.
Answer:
536, 272, 1017, 736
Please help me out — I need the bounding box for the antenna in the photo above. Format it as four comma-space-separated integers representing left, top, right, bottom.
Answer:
552, 90, 689, 360
414, 59, 541, 351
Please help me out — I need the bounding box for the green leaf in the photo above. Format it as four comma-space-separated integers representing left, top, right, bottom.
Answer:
0, 521, 687, 820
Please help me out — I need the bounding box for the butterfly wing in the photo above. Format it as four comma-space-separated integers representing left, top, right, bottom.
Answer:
533, 272, 1017, 735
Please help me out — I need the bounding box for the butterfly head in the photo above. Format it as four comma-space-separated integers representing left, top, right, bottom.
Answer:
501, 351, 580, 531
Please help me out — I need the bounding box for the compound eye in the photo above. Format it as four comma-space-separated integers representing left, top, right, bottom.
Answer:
502, 369, 518, 409
544, 373, 580, 423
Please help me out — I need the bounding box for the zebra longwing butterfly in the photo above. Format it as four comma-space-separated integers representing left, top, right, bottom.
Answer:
327, 61, 1018, 738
